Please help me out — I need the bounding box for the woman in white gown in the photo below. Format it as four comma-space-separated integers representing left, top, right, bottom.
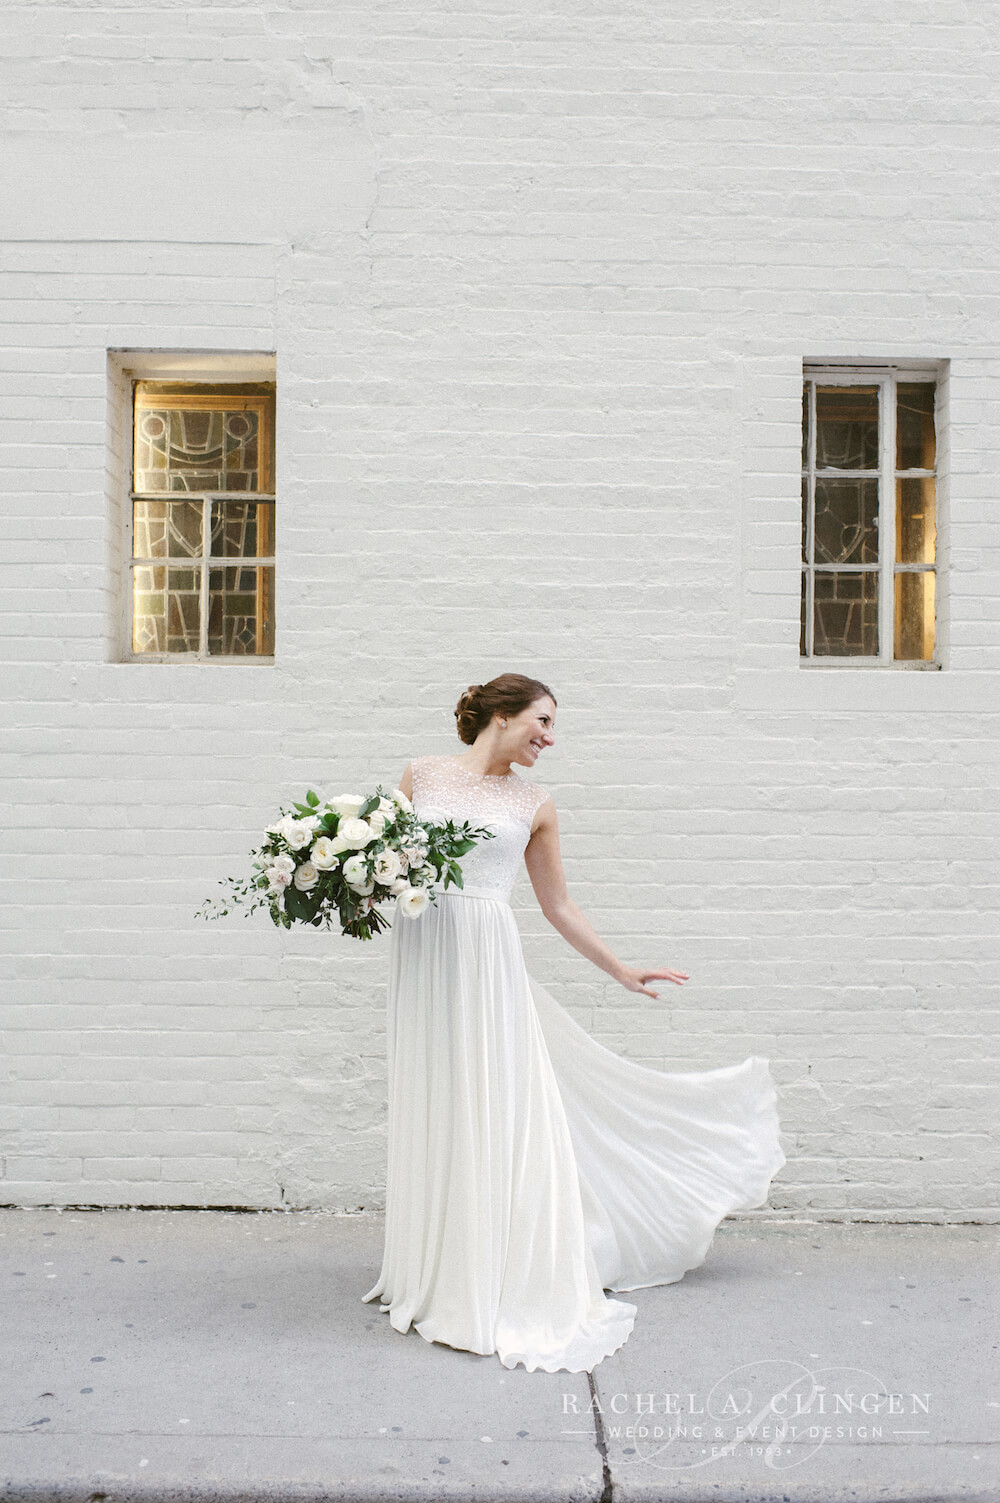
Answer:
363, 674, 785, 1374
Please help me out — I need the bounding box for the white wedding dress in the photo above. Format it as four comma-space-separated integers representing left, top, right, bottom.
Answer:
362, 754, 786, 1374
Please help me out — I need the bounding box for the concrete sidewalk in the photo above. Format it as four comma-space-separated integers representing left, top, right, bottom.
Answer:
1, 1209, 996, 1503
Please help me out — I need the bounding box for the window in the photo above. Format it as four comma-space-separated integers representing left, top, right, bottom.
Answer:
801, 368, 938, 663
128, 381, 275, 659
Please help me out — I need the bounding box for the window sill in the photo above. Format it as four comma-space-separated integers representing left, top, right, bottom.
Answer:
117, 656, 276, 665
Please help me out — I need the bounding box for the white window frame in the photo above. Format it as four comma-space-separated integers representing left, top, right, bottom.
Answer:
801, 362, 941, 669
108, 350, 277, 665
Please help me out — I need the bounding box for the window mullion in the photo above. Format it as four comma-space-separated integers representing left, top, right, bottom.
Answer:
879, 375, 895, 660
200, 497, 212, 660
806, 379, 816, 657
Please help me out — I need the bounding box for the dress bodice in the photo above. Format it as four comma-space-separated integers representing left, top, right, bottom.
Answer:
410, 754, 551, 900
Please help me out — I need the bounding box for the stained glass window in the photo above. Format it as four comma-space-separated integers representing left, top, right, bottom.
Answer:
129, 383, 275, 659
801, 371, 938, 663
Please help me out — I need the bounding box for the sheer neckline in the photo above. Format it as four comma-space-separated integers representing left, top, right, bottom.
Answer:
442, 754, 518, 782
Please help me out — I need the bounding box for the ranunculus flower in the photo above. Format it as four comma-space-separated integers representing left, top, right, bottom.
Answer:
389, 876, 410, 895
271, 853, 295, 876
373, 848, 402, 885
266, 866, 292, 891
367, 810, 389, 836
342, 853, 370, 887
311, 836, 342, 870
283, 820, 314, 851
327, 794, 365, 821
402, 844, 428, 867
294, 861, 319, 891
396, 885, 430, 919
338, 817, 375, 849
392, 788, 413, 813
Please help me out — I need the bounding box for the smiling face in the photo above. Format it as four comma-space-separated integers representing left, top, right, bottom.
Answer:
501, 695, 556, 769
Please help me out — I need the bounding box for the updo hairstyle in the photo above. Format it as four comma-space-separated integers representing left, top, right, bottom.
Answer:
454, 673, 557, 747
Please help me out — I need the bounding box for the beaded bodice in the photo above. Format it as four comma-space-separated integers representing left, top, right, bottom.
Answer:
410, 754, 551, 899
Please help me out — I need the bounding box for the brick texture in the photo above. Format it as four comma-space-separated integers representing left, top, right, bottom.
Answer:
1, 1, 998, 1218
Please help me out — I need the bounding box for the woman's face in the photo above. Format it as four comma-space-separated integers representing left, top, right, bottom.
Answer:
501, 695, 556, 768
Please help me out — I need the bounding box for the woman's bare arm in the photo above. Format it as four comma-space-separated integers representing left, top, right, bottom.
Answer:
523, 798, 689, 999
396, 764, 414, 802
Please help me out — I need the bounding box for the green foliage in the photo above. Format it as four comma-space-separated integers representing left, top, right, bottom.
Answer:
196, 784, 495, 942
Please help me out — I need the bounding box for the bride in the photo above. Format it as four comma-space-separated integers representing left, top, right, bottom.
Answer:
363, 673, 785, 1374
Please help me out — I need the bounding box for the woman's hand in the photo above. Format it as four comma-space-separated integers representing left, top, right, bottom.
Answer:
618, 966, 690, 999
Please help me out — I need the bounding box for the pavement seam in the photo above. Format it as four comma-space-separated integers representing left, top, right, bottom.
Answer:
587, 1371, 614, 1503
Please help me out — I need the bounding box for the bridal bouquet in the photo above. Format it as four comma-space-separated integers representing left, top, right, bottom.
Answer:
196, 786, 494, 941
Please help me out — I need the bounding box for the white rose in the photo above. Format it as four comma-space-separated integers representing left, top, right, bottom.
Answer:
396, 885, 430, 919
373, 848, 402, 885
266, 866, 292, 891
294, 861, 319, 891
367, 810, 389, 836
389, 876, 410, 895
311, 836, 341, 869
392, 787, 413, 813
271, 853, 295, 876
338, 817, 376, 849
342, 853, 370, 887
327, 794, 366, 821
283, 820, 313, 851
402, 844, 428, 867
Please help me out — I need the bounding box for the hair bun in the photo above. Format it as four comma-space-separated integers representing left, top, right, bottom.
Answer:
452, 673, 557, 747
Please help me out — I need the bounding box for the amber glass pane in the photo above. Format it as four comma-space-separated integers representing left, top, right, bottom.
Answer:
813, 478, 879, 564
815, 386, 879, 470
208, 566, 275, 656
133, 499, 203, 559
896, 478, 936, 565
133, 383, 275, 493
210, 500, 275, 558
895, 571, 935, 660
813, 571, 878, 656
896, 383, 936, 472
132, 565, 202, 654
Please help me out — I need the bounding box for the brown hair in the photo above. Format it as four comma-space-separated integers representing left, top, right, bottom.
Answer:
454, 673, 557, 746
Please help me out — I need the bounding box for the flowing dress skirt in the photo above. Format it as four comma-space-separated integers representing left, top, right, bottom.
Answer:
362, 889, 785, 1374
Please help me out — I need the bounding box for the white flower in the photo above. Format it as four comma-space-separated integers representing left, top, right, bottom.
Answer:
413, 863, 436, 885
266, 866, 292, 891
389, 876, 410, 895
402, 844, 428, 867
342, 853, 370, 887
338, 817, 376, 849
392, 787, 413, 813
311, 836, 342, 869
271, 853, 295, 876
373, 848, 402, 885
283, 820, 314, 851
293, 861, 319, 891
367, 810, 390, 836
327, 794, 366, 821
396, 885, 430, 919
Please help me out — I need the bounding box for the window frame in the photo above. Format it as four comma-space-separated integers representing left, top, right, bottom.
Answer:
121, 371, 277, 664
801, 363, 941, 670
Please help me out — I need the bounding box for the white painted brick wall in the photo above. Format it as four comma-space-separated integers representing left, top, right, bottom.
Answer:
1, 1, 998, 1219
